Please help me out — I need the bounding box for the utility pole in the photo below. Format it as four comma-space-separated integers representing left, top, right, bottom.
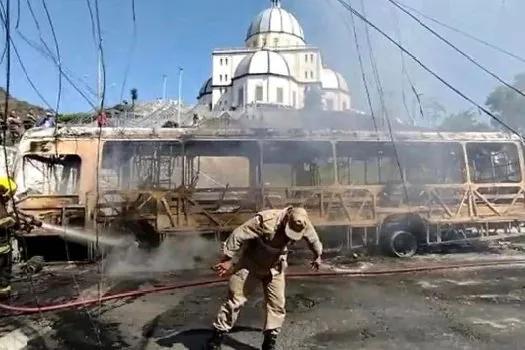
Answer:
162, 74, 168, 101
96, 48, 102, 108
177, 67, 183, 126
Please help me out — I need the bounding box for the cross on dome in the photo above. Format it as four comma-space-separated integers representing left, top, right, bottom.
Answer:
271, 0, 282, 8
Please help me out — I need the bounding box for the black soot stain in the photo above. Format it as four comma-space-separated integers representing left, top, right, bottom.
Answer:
52, 310, 129, 349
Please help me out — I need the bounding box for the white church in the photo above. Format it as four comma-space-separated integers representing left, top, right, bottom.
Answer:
197, 0, 351, 112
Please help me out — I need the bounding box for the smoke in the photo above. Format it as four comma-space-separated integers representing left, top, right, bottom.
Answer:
103, 235, 220, 278
290, 0, 525, 122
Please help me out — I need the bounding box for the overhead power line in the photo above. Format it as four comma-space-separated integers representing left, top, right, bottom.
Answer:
0, 0, 49, 326
0, 2, 52, 109
41, 0, 63, 118
387, 0, 525, 101
329, 0, 377, 131
118, 0, 137, 102
395, 1, 525, 64
15, 31, 97, 100
18, 1, 96, 109
389, 7, 424, 124
333, 0, 522, 139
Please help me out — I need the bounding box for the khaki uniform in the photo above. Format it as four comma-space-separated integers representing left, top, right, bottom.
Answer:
212, 207, 323, 335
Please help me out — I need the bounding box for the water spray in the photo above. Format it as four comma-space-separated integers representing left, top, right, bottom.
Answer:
40, 222, 135, 248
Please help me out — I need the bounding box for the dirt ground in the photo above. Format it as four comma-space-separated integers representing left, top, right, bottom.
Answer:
2, 250, 525, 350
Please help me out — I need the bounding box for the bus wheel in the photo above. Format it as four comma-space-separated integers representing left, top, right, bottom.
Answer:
385, 230, 418, 258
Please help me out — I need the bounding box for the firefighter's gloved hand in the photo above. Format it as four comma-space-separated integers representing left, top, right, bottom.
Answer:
11, 220, 21, 231
310, 256, 322, 271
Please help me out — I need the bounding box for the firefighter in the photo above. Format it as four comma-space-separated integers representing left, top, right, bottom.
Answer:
0, 176, 17, 299
207, 206, 323, 350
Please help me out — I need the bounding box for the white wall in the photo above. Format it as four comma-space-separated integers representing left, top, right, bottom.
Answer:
245, 33, 305, 49
279, 49, 321, 84
207, 48, 351, 112
323, 90, 352, 111
232, 76, 298, 107
212, 87, 232, 111
211, 51, 251, 109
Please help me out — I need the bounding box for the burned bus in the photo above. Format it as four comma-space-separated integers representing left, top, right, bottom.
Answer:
10, 126, 525, 258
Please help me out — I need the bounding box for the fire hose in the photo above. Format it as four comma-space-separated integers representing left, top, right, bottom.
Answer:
1, 259, 525, 315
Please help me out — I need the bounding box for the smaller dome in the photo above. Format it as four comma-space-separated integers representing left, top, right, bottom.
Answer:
234, 49, 291, 79
198, 78, 212, 98
321, 68, 349, 92
246, 3, 305, 44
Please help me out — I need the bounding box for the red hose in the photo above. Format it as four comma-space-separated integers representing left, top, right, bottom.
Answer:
2, 259, 525, 314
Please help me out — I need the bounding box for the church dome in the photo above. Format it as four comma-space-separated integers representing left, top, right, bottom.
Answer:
234, 49, 291, 79
246, 0, 305, 45
321, 68, 349, 92
198, 77, 212, 98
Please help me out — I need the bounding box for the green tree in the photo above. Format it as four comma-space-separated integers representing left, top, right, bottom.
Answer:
485, 72, 525, 131
57, 112, 90, 123
438, 109, 491, 131
422, 98, 447, 127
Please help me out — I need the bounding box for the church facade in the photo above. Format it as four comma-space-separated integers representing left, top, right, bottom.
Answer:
197, 0, 351, 112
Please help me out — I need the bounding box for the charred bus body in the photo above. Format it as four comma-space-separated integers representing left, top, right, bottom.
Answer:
10, 126, 525, 258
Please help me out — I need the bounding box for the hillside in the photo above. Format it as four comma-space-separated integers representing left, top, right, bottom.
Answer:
0, 87, 47, 119
0, 88, 132, 124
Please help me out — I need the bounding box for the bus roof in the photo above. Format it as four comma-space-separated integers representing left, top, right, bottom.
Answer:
21, 126, 523, 143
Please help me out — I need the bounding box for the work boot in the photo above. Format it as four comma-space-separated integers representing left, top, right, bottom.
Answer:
206, 328, 226, 350
261, 331, 277, 350
0, 286, 11, 301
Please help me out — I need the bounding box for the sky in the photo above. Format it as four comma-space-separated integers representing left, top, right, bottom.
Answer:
1, 0, 524, 118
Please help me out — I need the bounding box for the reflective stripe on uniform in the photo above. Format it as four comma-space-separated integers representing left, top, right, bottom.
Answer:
0, 285, 11, 293
0, 216, 15, 228
0, 244, 11, 255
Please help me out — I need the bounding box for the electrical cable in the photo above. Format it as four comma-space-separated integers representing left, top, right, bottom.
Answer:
358, 0, 385, 122
18, 0, 103, 342
0, 0, 48, 327
356, 0, 409, 203
14, 0, 19, 29
20, 0, 97, 110
333, 0, 522, 139
329, 0, 377, 133
390, 7, 423, 125
395, 1, 525, 64
0, 2, 53, 110
0, 29, 6, 65
387, 0, 525, 102
326, 0, 384, 186
3, 0, 102, 339
40, 0, 63, 121
25, 0, 53, 70
1, 258, 525, 315
87, 0, 107, 330
85, 0, 97, 48
15, 31, 97, 104
34, 2, 101, 343
118, 0, 137, 104
14, 0, 101, 340
61, 222, 104, 348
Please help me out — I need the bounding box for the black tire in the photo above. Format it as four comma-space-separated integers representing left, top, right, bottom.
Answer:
384, 230, 418, 258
